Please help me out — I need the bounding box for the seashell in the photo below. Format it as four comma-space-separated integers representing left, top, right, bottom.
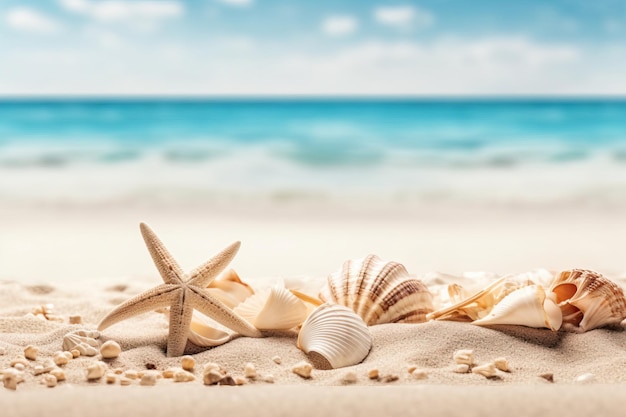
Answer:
234, 285, 308, 330
63, 330, 100, 357
207, 269, 254, 309
100, 340, 121, 359
320, 255, 434, 325
472, 285, 562, 330
161, 309, 231, 348
549, 269, 626, 331
297, 303, 372, 369
427, 277, 528, 322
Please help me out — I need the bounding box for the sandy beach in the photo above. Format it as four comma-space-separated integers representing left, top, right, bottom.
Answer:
1, 202, 626, 416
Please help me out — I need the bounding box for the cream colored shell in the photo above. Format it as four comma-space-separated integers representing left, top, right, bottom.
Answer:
319, 255, 433, 325
206, 269, 254, 309
63, 330, 100, 356
297, 303, 372, 369
549, 269, 626, 331
473, 285, 563, 330
234, 285, 308, 330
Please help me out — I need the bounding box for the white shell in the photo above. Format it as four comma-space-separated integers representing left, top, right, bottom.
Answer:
187, 312, 232, 347
320, 255, 433, 325
234, 285, 308, 330
473, 285, 562, 330
63, 330, 100, 356
206, 269, 254, 309
297, 303, 372, 369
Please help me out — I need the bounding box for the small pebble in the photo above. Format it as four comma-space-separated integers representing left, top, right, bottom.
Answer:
244, 362, 257, 379
291, 361, 313, 379
2, 368, 20, 390
106, 373, 116, 384
69, 315, 83, 325
472, 363, 497, 378
11, 357, 29, 368
539, 373, 554, 383
33, 365, 45, 376
381, 374, 399, 383
494, 357, 510, 372
42, 359, 56, 373
100, 341, 122, 359
24, 345, 38, 361
235, 376, 247, 386
14, 363, 26, 371
263, 374, 275, 383
173, 369, 196, 382
453, 349, 474, 366
114, 369, 124, 375
453, 364, 470, 374
217, 375, 236, 386
71, 349, 80, 358
162, 368, 177, 379
140, 371, 158, 386
125, 370, 139, 380
272, 356, 282, 364
407, 365, 417, 374
119, 377, 132, 386
53, 352, 69, 366
181, 355, 196, 371
204, 369, 224, 385
411, 369, 428, 380
367, 368, 379, 380
63, 351, 73, 360
574, 373, 596, 384
43, 374, 57, 388
50, 368, 66, 381
86, 361, 108, 380
0, 347, 6, 355
342, 371, 357, 384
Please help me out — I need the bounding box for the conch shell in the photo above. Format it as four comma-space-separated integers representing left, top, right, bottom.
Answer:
549, 269, 626, 331
297, 303, 372, 369
319, 255, 433, 325
473, 285, 562, 330
234, 285, 308, 330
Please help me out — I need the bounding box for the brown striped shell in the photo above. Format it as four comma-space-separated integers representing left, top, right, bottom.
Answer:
549, 269, 626, 331
319, 255, 434, 325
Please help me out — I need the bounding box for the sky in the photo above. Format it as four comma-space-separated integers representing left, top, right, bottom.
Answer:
0, 0, 625, 96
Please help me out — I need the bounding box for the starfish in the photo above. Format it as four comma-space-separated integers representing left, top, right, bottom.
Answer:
98, 222, 262, 357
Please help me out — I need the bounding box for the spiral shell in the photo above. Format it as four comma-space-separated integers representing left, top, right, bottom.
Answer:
473, 285, 562, 330
319, 255, 433, 325
234, 285, 308, 330
297, 303, 372, 369
549, 269, 626, 331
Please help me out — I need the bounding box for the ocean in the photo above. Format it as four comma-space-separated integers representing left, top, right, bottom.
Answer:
1, 99, 625, 206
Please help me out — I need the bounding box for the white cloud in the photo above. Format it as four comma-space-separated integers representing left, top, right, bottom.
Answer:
58, 0, 183, 22
5, 7, 62, 34
374, 6, 434, 29
216, 0, 254, 7
322, 16, 358, 36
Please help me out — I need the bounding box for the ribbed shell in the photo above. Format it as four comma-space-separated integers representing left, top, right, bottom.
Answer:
473, 285, 562, 330
234, 285, 308, 330
319, 255, 434, 325
297, 303, 372, 369
62, 330, 100, 356
549, 269, 626, 331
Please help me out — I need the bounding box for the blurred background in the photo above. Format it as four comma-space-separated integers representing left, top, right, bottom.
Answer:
1, 0, 625, 282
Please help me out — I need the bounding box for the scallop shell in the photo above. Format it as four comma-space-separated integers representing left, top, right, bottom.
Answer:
63, 330, 100, 356
234, 285, 308, 330
473, 285, 563, 330
206, 269, 254, 309
319, 255, 434, 325
549, 269, 626, 331
297, 303, 372, 369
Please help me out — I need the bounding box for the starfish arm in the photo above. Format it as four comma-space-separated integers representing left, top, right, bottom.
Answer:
140, 222, 185, 285
187, 286, 262, 338
188, 241, 241, 287
166, 289, 194, 357
97, 284, 180, 331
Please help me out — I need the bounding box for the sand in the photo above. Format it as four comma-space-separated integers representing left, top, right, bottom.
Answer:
1, 202, 626, 416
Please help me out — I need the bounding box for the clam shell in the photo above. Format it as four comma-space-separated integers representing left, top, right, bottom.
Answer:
319, 255, 434, 325
297, 303, 372, 369
473, 285, 563, 330
234, 285, 308, 330
187, 312, 232, 347
549, 269, 626, 331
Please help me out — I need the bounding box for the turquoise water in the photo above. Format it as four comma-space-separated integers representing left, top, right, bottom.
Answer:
1, 99, 625, 204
